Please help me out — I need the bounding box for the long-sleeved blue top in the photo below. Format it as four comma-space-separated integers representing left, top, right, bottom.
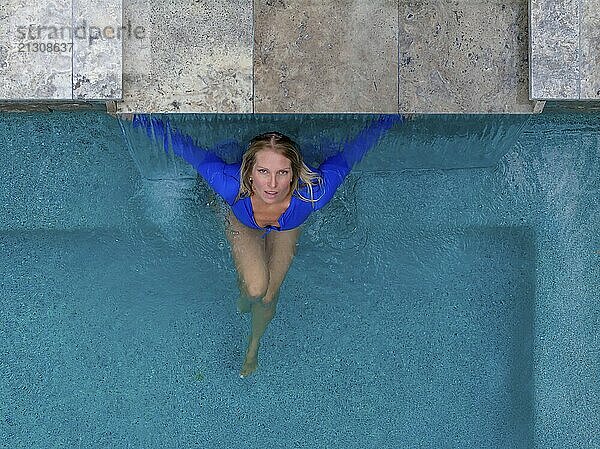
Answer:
132, 114, 402, 234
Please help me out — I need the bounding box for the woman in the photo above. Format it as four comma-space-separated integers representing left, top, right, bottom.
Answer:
132, 114, 401, 377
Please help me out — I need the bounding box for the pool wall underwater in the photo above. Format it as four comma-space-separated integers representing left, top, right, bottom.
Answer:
0, 110, 598, 448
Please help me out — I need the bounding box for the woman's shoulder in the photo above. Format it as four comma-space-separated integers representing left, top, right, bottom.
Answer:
223, 161, 242, 176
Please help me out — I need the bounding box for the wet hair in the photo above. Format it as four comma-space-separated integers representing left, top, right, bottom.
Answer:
237, 132, 322, 204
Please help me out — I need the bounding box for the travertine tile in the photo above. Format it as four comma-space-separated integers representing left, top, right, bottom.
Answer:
254, 0, 398, 113
117, 0, 252, 113
0, 0, 72, 100
7, 0, 594, 110
72, 0, 123, 100
530, 0, 580, 99
580, 0, 600, 99
399, 0, 535, 113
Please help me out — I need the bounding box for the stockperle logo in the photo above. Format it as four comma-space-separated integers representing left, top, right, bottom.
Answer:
15, 20, 146, 45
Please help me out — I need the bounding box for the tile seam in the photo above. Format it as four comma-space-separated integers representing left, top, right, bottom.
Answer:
71, 0, 74, 100
252, 0, 255, 113
578, 0, 582, 99
397, 0, 400, 113
528, 0, 533, 99
120, 0, 123, 100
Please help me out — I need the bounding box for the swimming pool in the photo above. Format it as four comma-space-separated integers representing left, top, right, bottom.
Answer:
0, 109, 598, 448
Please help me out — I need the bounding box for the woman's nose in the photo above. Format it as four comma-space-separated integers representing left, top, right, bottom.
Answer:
268, 174, 277, 187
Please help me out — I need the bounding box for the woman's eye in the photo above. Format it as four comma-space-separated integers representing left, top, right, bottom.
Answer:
279, 170, 289, 175
258, 169, 267, 173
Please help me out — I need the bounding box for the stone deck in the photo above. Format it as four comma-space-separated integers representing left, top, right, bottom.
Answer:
1, 0, 598, 111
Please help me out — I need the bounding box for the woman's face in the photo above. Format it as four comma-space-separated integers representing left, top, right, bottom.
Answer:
251, 148, 293, 205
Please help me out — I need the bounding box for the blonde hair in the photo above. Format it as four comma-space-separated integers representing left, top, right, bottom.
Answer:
237, 132, 322, 204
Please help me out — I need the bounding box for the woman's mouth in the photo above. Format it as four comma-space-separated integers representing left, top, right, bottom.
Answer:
264, 191, 278, 198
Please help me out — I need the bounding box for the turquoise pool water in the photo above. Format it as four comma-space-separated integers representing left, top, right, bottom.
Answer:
0, 109, 598, 448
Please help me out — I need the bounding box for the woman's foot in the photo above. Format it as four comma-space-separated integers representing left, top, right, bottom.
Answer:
240, 356, 258, 378
239, 341, 259, 378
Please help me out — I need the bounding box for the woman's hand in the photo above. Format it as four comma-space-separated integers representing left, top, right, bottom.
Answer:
119, 113, 135, 121
376, 113, 404, 127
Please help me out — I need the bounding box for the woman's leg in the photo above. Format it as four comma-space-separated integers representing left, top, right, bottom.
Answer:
226, 213, 269, 306
241, 226, 301, 377
227, 213, 269, 313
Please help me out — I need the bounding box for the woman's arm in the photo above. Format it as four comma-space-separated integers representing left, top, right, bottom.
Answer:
132, 115, 242, 204
132, 115, 227, 168
338, 114, 403, 169
314, 114, 403, 207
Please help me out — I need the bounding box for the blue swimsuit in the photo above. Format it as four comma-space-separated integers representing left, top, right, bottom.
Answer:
133, 115, 401, 233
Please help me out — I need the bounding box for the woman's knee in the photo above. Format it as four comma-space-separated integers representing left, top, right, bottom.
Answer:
240, 275, 269, 300
262, 289, 280, 306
